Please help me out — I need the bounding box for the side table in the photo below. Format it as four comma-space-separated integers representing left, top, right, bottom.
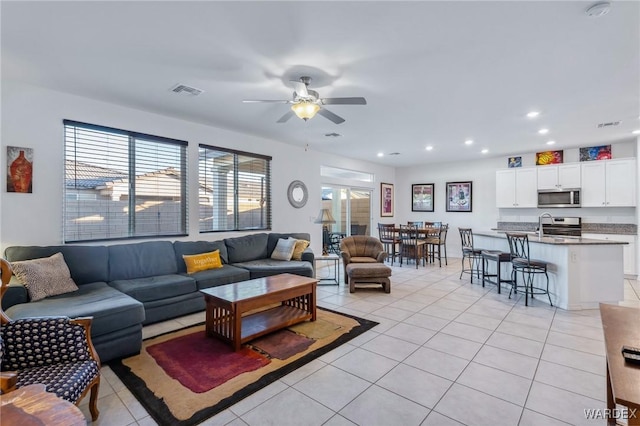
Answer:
315, 253, 340, 285
0, 383, 86, 425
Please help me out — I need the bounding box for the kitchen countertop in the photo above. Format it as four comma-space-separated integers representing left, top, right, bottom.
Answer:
479, 230, 628, 245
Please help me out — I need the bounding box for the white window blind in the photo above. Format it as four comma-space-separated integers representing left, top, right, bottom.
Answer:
199, 145, 271, 232
64, 120, 188, 242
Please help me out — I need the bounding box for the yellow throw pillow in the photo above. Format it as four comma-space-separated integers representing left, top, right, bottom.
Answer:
290, 238, 310, 261
183, 250, 223, 274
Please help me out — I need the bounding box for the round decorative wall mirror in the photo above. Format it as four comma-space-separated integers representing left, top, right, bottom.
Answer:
287, 180, 308, 208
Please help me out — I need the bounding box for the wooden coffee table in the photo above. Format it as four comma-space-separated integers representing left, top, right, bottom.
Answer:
201, 273, 317, 351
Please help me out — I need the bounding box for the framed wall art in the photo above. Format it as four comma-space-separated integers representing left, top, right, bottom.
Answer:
446, 181, 472, 212
508, 156, 522, 168
7, 146, 33, 193
579, 145, 612, 161
412, 183, 434, 212
535, 150, 563, 165
381, 182, 394, 217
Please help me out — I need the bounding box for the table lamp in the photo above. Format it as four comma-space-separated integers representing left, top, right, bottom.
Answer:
314, 208, 336, 255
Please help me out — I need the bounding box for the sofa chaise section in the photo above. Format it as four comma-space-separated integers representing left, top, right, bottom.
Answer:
3, 245, 145, 363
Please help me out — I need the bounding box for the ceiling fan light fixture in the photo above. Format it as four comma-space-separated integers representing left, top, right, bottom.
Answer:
291, 102, 320, 121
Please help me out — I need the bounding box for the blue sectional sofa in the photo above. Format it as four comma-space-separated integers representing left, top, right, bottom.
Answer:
2, 232, 314, 363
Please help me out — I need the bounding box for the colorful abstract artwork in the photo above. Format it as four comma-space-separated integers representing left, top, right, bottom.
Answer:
508, 157, 522, 168
535, 150, 563, 165
580, 145, 612, 161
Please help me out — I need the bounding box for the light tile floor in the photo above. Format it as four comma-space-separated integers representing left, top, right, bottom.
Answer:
78, 258, 640, 426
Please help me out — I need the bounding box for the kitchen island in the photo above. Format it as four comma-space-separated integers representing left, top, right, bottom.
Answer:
474, 231, 626, 310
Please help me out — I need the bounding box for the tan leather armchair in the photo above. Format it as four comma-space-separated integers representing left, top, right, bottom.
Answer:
340, 236, 387, 279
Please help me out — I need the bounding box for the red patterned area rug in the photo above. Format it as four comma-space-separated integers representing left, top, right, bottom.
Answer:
108, 307, 378, 426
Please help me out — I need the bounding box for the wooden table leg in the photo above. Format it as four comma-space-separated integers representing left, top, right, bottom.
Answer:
310, 287, 316, 321
204, 296, 213, 336
231, 305, 241, 351
606, 364, 617, 426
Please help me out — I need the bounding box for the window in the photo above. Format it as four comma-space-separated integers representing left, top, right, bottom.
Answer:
199, 145, 271, 232
64, 120, 187, 242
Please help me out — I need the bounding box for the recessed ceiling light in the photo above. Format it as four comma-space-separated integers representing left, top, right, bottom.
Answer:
526, 111, 540, 118
426, 146, 433, 151
464, 140, 474, 145
481, 149, 489, 154
632, 130, 640, 134
538, 128, 549, 134
546, 140, 556, 145
377, 152, 384, 157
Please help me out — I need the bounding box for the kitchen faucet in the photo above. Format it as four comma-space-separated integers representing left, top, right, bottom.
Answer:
538, 212, 553, 238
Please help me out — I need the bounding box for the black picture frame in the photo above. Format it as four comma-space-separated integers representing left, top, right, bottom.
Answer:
446, 181, 472, 212
411, 183, 434, 212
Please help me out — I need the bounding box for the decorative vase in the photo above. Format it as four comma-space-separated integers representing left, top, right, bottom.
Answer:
10, 150, 32, 193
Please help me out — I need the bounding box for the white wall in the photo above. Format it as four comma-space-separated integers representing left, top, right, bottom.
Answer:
0, 81, 395, 255
1, 81, 635, 261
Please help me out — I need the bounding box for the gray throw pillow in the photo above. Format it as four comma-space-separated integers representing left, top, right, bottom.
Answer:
11, 252, 79, 302
271, 238, 296, 261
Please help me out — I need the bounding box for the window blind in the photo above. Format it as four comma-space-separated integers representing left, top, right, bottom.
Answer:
64, 120, 187, 242
198, 145, 271, 232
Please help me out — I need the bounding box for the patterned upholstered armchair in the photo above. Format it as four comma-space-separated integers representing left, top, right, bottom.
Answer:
340, 236, 387, 279
0, 259, 101, 421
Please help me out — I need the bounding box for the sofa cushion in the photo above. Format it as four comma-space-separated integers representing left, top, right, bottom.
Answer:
183, 264, 251, 290
232, 259, 314, 279
183, 250, 223, 274
108, 241, 178, 281
267, 233, 311, 256
225, 233, 269, 263
11, 252, 79, 302
271, 238, 296, 261
5, 282, 144, 337
290, 238, 310, 261
109, 274, 197, 303
173, 240, 229, 272
5, 245, 109, 285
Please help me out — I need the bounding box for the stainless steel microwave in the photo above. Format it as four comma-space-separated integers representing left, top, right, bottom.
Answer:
537, 189, 581, 208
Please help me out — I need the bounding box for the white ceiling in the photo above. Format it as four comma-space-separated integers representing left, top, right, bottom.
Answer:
2, 1, 639, 167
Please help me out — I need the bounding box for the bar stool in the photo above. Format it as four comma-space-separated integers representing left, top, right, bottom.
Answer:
506, 233, 553, 307
481, 250, 514, 294
458, 228, 483, 283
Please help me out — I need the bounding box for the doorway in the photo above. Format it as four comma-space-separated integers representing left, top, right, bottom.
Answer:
321, 186, 372, 237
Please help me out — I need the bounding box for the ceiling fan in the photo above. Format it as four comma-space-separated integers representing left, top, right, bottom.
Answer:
242, 76, 366, 124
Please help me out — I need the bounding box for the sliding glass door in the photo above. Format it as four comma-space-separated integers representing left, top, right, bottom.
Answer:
321, 186, 371, 237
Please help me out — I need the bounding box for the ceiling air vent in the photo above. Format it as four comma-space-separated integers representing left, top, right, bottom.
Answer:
389, 152, 401, 156
324, 133, 341, 138
597, 121, 621, 128
171, 84, 203, 96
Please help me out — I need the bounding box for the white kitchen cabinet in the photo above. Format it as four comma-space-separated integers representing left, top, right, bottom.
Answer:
581, 159, 636, 207
582, 233, 636, 276
537, 164, 581, 190
496, 167, 537, 208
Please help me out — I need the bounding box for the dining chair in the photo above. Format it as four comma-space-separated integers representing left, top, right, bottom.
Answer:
407, 221, 424, 228
378, 223, 401, 265
399, 224, 427, 269
425, 224, 448, 267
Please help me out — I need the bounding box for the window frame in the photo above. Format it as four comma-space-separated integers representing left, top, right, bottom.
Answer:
63, 119, 188, 243
198, 144, 272, 233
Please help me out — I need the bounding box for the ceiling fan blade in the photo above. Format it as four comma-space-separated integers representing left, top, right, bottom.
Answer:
290, 80, 309, 98
276, 110, 295, 123
242, 99, 290, 103
317, 108, 345, 124
321, 97, 367, 105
